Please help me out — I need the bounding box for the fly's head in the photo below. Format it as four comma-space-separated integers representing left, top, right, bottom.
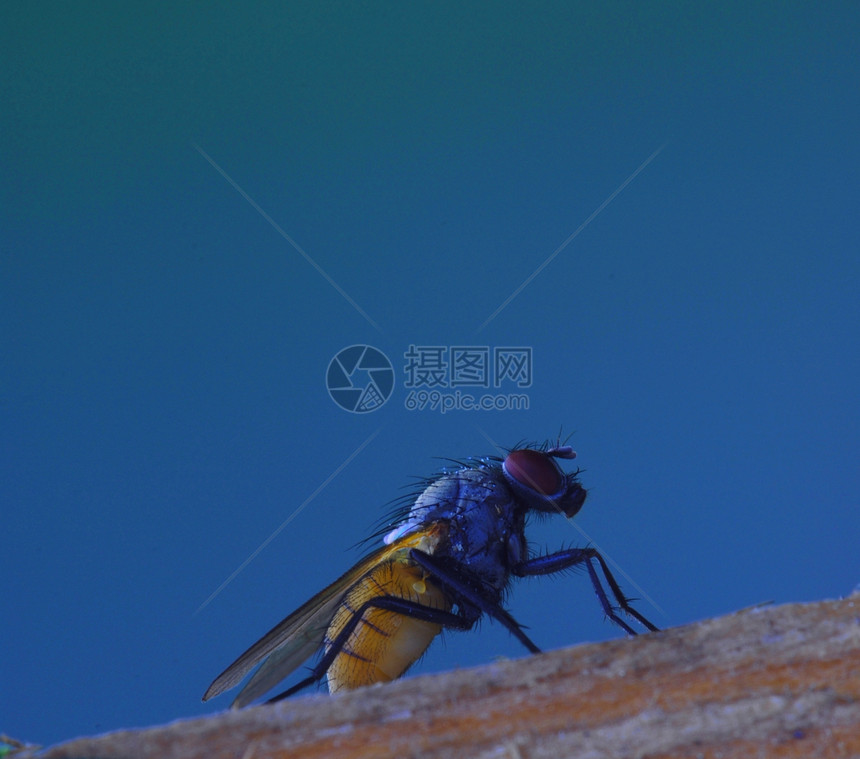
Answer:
501, 445, 586, 518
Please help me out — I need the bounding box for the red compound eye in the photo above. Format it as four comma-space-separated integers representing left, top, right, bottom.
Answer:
503, 449, 563, 496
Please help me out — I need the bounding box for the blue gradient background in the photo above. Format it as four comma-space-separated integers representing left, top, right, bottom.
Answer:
3, 3, 858, 746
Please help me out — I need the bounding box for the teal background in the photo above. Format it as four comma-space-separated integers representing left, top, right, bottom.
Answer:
3, 3, 858, 745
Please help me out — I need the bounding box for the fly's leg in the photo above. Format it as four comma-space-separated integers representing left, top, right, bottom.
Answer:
266, 595, 474, 703
512, 547, 659, 634
409, 549, 541, 654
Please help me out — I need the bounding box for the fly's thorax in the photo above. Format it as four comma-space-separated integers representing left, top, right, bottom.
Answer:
432, 466, 524, 597
383, 464, 524, 602
384, 466, 503, 545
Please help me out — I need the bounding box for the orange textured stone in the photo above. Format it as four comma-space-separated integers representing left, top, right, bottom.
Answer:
14, 594, 860, 759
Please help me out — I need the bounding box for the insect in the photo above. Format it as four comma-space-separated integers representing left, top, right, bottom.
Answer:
203, 441, 658, 707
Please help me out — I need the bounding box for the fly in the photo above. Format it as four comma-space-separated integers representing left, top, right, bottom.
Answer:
203, 441, 658, 707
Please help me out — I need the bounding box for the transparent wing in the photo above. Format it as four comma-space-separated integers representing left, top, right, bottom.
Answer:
202, 539, 411, 707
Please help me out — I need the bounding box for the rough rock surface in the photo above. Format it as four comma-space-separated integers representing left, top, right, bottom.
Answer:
13, 594, 860, 758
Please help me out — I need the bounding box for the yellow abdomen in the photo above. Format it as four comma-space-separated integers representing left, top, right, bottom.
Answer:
325, 556, 450, 693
